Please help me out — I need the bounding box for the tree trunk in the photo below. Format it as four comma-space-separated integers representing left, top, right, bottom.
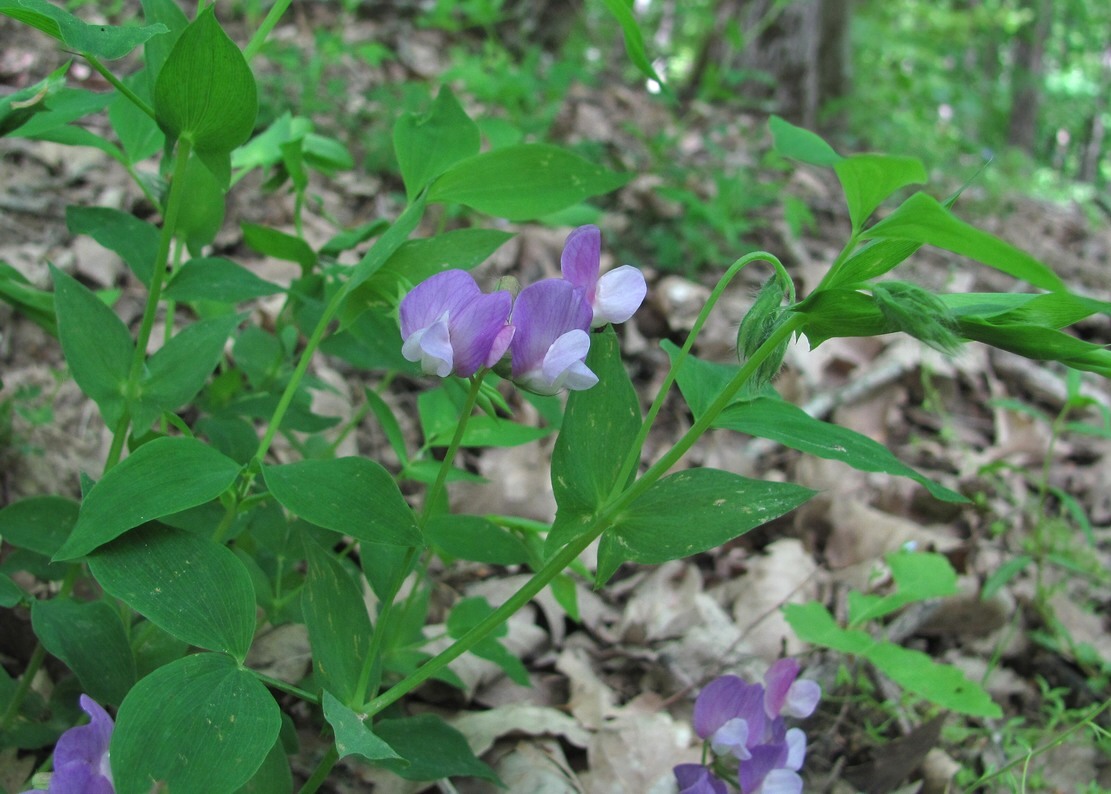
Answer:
1006, 0, 1052, 152
683, 0, 852, 129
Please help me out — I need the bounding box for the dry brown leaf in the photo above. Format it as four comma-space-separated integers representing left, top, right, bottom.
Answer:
449, 704, 591, 757
721, 538, 818, 661
245, 623, 311, 684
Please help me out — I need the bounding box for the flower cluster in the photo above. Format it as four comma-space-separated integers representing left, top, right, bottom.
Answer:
675, 660, 820, 794
399, 225, 646, 395
26, 695, 115, 794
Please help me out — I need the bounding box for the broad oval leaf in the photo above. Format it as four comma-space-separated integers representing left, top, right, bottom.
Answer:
0, 495, 78, 556
597, 468, 814, 583
55, 437, 241, 559
111, 653, 280, 794
153, 6, 257, 154
65, 206, 159, 287
31, 598, 136, 705
89, 524, 256, 661
428, 144, 630, 221
263, 457, 421, 547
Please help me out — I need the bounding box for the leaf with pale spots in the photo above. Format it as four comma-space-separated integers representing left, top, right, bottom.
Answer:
111, 652, 281, 794
89, 524, 256, 662
322, 691, 404, 763
301, 534, 371, 705
595, 468, 815, 585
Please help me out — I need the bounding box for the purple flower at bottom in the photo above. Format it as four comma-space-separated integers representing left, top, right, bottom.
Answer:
400, 270, 514, 378
560, 225, 646, 328
673, 764, 728, 794
27, 695, 115, 794
508, 279, 597, 395
764, 658, 821, 720
692, 675, 765, 761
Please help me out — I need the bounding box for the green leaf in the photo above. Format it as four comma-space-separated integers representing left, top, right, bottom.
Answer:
134, 313, 240, 430
446, 597, 530, 686
424, 515, 530, 566
821, 238, 924, 290
597, 468, 814, 583
0, 495, 78, 556
865, 192, 1066, 292
175, 152, 227, 252
663, 342, 966, 504
0, 261, 56, 333
597, 0, 670, 95
376, 228, 515, 286
242, 223, 316, 271
263, 458, 421, 547
393, 86, 481, 202
834, 154, 927, 233
784, 602, 1001, 717
346, 195, 427, 293
866, 642, 1001, 717
0, 0, 168, 60
112, 653, 281, 794
0, 62, 67, 137
89, 524, 257, 660
428, 144, 630, 221
165, 257, 283, 303
109, 80, 164, 163
56, 437, 241, 559
235, 735, 292, 794
31, 598, 136, 704
152, 6, 257, 153
51, 264, 134, 426
769, 115, 842, 167
847, 551, 959, 627
322, 691, 404, 762
372, 714, 499, 783
141, 0, 188, 89
65, 206, 159, 287
547, 326, 641, 556
715, 398, 965, 503
301, 534, 371, 705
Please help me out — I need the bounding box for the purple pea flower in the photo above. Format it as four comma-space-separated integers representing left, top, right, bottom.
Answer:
673, 763, 728, 794
560, 225, 646, 328
685, 664, 820, 794
399, 270, 514, 378
27, 695, 115, 794
508, 278, 597, 395
693, 675, 766, 761
764, 658, 821, 720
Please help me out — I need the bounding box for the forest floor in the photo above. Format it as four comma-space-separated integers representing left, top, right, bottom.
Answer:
2, 8, 1111, 793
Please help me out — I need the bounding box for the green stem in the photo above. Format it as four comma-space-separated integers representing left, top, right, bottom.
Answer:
83, 54, 156, 120
421, 374, 486, 524
243, 0, 294, 61
251, 670, 319, 704
0, 643, 45, 736
967, 698, 1111, 791
361, 516, 601, 718
359, 305, 807, 720
104, 139, 193, 470
355, 375, 487, 704
297, 745, 338, 794
609, 251, 792, 499
610, 313, 805, 513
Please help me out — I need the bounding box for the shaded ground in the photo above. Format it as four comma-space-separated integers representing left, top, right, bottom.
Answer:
2, 8, 1111, 793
